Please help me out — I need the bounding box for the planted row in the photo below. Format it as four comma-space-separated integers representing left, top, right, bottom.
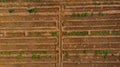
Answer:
62, 31, 120, 36
64, 50, 109, 60
63, 31, 88, 36
0, 0, 45, 2
0, 51, 54, 59
7, 8, 35, 13
71, 12, 104, 17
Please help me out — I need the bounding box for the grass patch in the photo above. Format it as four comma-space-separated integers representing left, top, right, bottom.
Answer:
94, 50, 109, 55
16, 54, 22, 59
71, 12, 76, 17
83, 50, 88, 54
91, 31, 109, 35
98, 11, 104, 16
31, 54, 41, 59
71, 12, 88, 17
40, 51, 47, 54
1, 0, 9, 2
8, 9, 14, 13
81, 12, 88, 17
64, 52, 70, 58
7, 32, 25, 37
112, 31, 120, 35
0, 51, 12, 55
28, 32, 45, 36
63, 31, 88, 36
51, 32, 57, 36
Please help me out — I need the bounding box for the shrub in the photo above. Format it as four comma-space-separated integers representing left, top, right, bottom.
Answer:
81, 12, 88, 17
64, 52, 70, 58
71, 12, 76, 17
8, 9, 14, 13
51, 32, 57, 36
32, 54, 41, 59
28, 8, 35, 13
83, 50, 88, 54
77, 13, 81, 17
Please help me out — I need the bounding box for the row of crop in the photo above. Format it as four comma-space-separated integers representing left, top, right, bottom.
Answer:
1, 31, 120, 36
0, 0, 52, 2
64, 50, 110, 60
65, 0, 115, 5
63, 31, 120, 36
0, 50, 55, 59
0, 31, 58, 37
71, 12, 104, 17
5, 8, 35, 13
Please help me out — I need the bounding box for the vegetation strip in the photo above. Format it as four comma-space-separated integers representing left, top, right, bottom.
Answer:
91, 31, 109, 35
71, 12, 104, 17
112, 31, 120, 35
63, 31, 88, 36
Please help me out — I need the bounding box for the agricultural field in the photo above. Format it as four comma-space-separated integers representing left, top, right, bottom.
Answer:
0, 0, 120, 67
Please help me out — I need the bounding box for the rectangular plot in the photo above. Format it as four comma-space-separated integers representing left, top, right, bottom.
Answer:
63, 31, 88, 36
63, 37, 120, 43
0, 15, 58, 21
63, 26, 120, 31
112, 31, 120, 35
0, 38, 57, 43
63, 20, 119, 26
6, 32, 25, 37
0, 63, 56, 67
91, 31, 110, 35
0, 22, 56, 28
0, 45, 56, 50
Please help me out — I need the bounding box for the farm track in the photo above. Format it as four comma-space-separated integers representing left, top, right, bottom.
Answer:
0, 0, 120, 67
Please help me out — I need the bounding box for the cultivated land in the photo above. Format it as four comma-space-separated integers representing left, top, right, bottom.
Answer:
0, 0, 120, 67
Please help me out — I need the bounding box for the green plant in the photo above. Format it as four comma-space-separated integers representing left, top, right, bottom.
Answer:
103, 54, 108, 60
81, 12, 88, 17
94, 50, 109, 55
32, 51, 38, 54
98, 11, 104, 16
20, 51, 27, 55
63, 31, 88, 36
1, 51, 12, 55
28, 8, 35, 13
77, 13, 81, 17
83, 50, 88, 54
64, 52, 70, 58
31, 54, 41, 59
112, 31, 120, 35
71, 12, 76, 17
40, 51, 47, 54
91, 31, 109, 35
51, 32, 57, 36
2, 0, 9, 2
16, 54, 22, 59
46, 55, 52, 59
8, 9, 14, 13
